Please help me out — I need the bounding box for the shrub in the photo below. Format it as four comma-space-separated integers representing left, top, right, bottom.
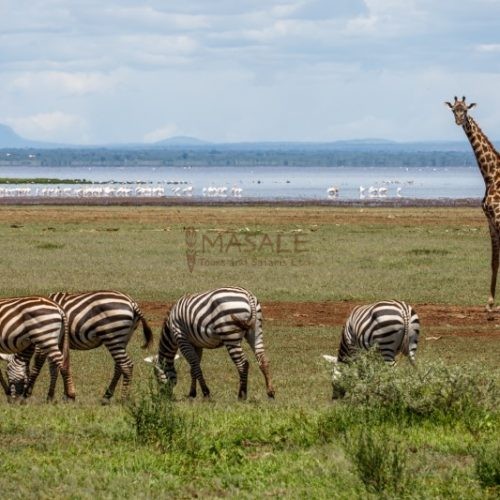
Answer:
127, 379, 195, 452
330, 349, 499, 422
474, 443, 500, 489
347, 426, 411, 496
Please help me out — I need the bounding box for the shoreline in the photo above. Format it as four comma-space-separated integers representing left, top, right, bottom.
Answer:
0, 196, 482, 208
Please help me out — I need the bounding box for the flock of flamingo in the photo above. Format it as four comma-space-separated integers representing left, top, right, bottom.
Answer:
327, 181, 410, 199
0, 181, 410, 199
0, 183, 243, 198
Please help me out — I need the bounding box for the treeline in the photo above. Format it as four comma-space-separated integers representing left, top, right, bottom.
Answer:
0, 148, 475, 168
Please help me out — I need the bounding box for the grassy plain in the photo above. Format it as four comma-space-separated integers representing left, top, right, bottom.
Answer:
0, 205, 498, 498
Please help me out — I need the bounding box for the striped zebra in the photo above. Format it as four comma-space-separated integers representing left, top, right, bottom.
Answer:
5, 290, 153, 404
323, 300, 420, 398
0, 296, 75, 401
147, 286, 275, 400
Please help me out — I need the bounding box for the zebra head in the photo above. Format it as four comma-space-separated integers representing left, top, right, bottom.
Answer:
144, 354, 179, 386
322, 354, 345, 399
1, 354, 29, 399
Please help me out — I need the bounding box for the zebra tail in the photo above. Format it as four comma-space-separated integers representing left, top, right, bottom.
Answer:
140, 317, 154, 349
401, 303, 411, 357
134, 302, 154, 349
246, 290, 258, 330
231, 314, 253, 332
60, 309, 71, 372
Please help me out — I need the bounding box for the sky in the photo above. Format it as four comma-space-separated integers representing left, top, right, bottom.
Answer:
1, 0, 500, 145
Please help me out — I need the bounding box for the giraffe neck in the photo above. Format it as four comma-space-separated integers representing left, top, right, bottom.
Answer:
463, 116, 500, 186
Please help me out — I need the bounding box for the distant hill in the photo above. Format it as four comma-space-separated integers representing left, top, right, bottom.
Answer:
153, 136, 210, 147
0, 124, 36, 148
0, 122, 488, 153
0, 124, 67, 149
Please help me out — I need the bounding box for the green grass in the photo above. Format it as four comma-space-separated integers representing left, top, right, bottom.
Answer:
0, 205, 498, 498
0, 177, 93, 184
0, 205, 493, 304
0, 323, 498, 498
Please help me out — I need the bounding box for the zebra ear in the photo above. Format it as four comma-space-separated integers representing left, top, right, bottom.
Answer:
322, 354, 338, 364
144, 354, 181, 366
144, 355, 159, 365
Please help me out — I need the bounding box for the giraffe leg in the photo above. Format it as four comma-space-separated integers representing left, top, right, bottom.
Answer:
486, 223, 500, 314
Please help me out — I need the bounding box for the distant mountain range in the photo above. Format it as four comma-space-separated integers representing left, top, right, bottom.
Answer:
0, 122, 482, 152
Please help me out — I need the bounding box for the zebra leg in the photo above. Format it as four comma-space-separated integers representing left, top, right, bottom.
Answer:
225, 342, 249, 400
24, 348, 46, 398
254, 351, 275, 399
101, 364, 121, 405
245, 326, 275, 399
47, 361, 59, 402
178, 339, 209, 398
101, 347, 134, 404
45, 348, 76, 401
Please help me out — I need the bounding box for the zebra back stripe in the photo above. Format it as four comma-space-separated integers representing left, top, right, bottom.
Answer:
339, 300, 420, 364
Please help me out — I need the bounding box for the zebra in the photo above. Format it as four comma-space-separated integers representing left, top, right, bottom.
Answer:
146, 286, 275, 400
323, 300, 420, 398
0, 296, 75, 401
4, 290, 153, 404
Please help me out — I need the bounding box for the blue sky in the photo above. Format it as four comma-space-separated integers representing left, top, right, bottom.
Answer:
1, 0, 500, 145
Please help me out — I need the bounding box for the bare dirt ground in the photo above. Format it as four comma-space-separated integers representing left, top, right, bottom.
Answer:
140, 300, 500, 339
0, 202, 486, 227
1, 202, 496, 339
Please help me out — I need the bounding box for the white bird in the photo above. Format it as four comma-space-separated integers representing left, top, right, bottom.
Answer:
378, 186, 387, 197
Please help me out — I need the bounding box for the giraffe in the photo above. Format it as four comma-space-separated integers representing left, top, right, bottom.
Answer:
445, 96, 500, 313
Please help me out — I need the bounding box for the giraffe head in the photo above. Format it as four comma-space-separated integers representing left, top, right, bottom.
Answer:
445, 96, 476, 126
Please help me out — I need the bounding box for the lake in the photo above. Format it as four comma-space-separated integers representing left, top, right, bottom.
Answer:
0, 165, 485, 200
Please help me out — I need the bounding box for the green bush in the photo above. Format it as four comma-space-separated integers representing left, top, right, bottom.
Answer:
127, 380, 196, 452
330, 349, 499, 422
347, 427, 411, 496
475, 443, 500, 489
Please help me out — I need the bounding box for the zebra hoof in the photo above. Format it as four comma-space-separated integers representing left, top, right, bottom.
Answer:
101, 397, 112, 406
62, 395, 76, 403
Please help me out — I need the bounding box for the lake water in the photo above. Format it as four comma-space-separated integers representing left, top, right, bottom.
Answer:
0, 165, 485, 200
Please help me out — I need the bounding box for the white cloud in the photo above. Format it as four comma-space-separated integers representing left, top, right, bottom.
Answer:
6, 111, 87, 142
0, 1, 500, 143
10, 71, 121, 96
476, 44, 500, 53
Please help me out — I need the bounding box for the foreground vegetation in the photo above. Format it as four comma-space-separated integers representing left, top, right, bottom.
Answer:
0, 205, 498, 498
0, 331, 498, 498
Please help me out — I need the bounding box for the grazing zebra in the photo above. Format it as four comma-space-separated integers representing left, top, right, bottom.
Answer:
323, 300, 420, 398
5, 290, 153, 404
148, 286, 275, 400
0, 296, 75, 401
